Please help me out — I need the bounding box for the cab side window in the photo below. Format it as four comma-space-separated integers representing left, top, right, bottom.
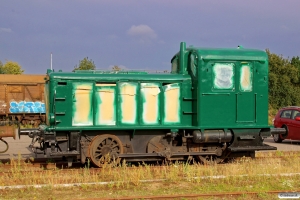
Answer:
212, 63, 235, 90
189, 53, 197, 77
239, 63, 253, 92
171, 57, 179, 74
280, 110, 292, 119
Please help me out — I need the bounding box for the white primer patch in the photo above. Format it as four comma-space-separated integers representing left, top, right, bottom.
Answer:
213, 63, 234, 89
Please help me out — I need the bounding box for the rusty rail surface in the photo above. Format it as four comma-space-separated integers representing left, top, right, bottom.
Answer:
100, 191, 299, 200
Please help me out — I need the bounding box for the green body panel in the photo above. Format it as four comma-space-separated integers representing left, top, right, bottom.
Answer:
94, 84, 116, 125
72, 82, 93, 126
118, 82, 139, 125
162, 83, 181, 125
140, 82, 161, 125
46, 45, 269, 132
47, 73, 192, 130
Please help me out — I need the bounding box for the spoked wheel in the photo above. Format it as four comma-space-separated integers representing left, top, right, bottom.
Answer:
197, 155, 223, 165
89, 134, 123, 167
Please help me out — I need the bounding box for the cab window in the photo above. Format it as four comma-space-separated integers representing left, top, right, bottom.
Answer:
212, 63, 235, 90
171, 57, 179, 74
240, 63, 253, 92
189, 53, 197, 77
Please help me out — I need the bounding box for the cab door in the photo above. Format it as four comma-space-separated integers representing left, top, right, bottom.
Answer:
236, 63, 255, 123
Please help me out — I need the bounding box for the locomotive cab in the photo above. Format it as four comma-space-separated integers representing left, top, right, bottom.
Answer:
177, 42, 276, 155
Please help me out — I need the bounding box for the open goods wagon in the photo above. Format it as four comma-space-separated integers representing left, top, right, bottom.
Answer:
0, 74, 46, 152
23, 42, 285, 167
0, 74, 46, 126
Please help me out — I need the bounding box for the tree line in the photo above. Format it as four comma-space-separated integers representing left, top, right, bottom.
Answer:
1, 53, 300, 109
268, 52, 300, 109
0, 60, 24, 74
72, 57, 121, 71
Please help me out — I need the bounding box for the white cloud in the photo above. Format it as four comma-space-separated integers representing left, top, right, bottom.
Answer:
0, 28, 12, 33
127, 24, 157, 43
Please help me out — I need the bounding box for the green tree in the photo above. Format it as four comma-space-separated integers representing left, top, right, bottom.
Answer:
268, 50, 300, 109
291, 56, 300, 69
112, 65, 121, 71
0, 60, 24, 74
73, 57, 96, 71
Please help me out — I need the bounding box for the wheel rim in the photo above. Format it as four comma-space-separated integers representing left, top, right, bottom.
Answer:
89, 134, 123, 167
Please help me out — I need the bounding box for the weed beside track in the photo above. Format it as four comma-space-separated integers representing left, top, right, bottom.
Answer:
0, 151, 299, 199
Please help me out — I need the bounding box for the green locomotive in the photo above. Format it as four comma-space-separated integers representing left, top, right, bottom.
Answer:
24, 42, 282, 167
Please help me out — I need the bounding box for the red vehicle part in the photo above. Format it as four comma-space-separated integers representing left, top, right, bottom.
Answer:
273, 106, 300, 143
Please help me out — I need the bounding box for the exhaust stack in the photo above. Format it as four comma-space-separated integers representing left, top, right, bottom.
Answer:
179, 42, 186, 74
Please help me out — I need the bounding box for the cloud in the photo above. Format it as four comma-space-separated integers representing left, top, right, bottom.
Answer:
0, 28, 12, 33
127, 24, 157, 43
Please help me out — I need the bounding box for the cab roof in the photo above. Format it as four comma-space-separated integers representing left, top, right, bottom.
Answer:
174, 46, 268, 62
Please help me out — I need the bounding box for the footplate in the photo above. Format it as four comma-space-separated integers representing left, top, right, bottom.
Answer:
228, 144, 277, 152
50, 151, 80, 156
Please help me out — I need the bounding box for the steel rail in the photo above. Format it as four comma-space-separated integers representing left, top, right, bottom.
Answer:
100, 190, 300, 200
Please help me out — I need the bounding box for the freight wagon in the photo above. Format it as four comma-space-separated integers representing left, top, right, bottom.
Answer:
23, 42, 285, 167
0, 74, 46, 126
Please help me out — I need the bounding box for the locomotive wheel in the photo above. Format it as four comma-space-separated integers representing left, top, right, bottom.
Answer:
89, 134, 123, 167
197, 155, 223, 165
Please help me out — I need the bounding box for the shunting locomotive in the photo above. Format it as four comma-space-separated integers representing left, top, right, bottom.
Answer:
21, 42, 285, 167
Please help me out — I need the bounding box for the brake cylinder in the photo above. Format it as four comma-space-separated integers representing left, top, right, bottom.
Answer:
192, 129, 233, 143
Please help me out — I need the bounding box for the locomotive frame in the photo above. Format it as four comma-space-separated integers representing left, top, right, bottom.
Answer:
22, 42, 285, 167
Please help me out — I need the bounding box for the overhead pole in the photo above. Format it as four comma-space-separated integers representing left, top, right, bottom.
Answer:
51, 52, 53, 70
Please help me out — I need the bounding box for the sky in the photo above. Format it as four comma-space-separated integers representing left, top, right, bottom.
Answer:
1, 0, 300, 74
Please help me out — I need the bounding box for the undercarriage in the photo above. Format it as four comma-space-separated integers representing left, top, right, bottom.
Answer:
20, 128, 277, 167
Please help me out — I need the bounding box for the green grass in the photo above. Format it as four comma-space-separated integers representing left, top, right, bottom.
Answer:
0, 154, 299, 199
0, 176, 298, 199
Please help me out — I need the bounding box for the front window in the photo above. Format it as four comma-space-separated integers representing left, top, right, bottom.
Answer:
212, 63, 235, 90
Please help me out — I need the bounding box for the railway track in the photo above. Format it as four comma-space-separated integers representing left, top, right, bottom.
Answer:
100, 190, 300, 200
